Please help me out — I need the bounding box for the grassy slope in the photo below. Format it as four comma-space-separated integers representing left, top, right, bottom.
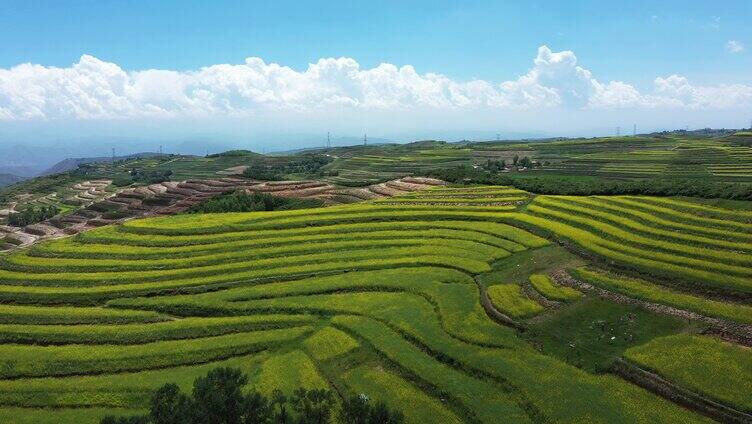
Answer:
0, 189, 747, 422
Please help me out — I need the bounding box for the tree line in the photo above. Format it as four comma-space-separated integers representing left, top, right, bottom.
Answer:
101, 367, 404, 424
422, 165, 752, 200
7, 204, 59, 226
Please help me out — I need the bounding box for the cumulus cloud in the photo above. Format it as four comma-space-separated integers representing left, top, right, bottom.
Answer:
1, 46, 751, 121
726, 40, 744, 53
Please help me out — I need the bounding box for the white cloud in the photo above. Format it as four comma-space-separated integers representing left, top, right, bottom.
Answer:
727, 40, 744, 53
704, 16, 721, 30
654, 74, 752, 108
1, 46, 751, 121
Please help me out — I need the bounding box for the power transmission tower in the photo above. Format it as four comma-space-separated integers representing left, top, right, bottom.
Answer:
496, 133, 500, 141
616, 126, 620, 136
327, 132, 331, 149
364, 134, 367, 146
159, 145, 163, 159
633, 124, 637, 136
111, 148, 115, 164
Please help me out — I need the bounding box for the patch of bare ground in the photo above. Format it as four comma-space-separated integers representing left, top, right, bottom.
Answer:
217, 165, 249, 175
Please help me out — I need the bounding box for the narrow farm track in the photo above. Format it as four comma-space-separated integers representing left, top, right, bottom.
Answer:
0, 186, 749, 423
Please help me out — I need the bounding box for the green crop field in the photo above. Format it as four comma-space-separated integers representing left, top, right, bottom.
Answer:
1, 182, 751, 423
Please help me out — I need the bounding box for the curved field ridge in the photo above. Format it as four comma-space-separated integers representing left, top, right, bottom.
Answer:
571, 268, 752, 325
505, 195, 752, 295
625, 334, 752, 412
0, 193, 735, 423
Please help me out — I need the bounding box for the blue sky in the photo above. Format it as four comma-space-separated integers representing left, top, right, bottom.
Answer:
0, 0, 750, 147
2, 0, 749, 85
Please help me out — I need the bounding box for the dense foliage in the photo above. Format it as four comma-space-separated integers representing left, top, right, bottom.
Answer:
421, 165, 752, 200
513, 175, 752, 200
243, 155, 333, 180
101, 367, 404, 424
207, 150, 259, 158
129, 169, 174, 184
7, 204, 59, 226
242, 164, 285, 181
188, 191, 323, 213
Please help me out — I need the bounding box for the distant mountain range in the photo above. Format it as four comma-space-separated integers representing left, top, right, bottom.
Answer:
0, 137, 237, 177
0, 173, 25, 188
39, 152, 164, 176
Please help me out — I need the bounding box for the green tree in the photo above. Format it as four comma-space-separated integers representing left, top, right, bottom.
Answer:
150, 383, 194, 424
368, 401, 404, 424
100, 368, 405, 424
291, 388, 334, 424
272, 390, 290, 424
100, 415, 149, 424
192, 367, 248, 424
241, 390, 272, 424
338, 394, 404, 424
339, 394, 371, 424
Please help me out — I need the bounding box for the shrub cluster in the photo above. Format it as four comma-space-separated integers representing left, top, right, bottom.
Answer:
243, 155, 333, 180
129, 169, 174, 184
243, 164, 285, 181
7, 204, 59, 226
207, 150, 258, 158
188, 192, 323, 214
101, 367, 403, 424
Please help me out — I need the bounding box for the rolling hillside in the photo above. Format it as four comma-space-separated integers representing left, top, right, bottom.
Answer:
0, 186, 748, 423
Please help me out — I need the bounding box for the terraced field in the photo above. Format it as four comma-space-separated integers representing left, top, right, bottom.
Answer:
511, 195, 752, 296
325, 145, 472, 185
0, 177, 443, 253
477, 133, 752, 182
0, 186, 749, 423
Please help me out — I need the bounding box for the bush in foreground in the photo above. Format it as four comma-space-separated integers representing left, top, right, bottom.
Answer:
101, 367, 404, 424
